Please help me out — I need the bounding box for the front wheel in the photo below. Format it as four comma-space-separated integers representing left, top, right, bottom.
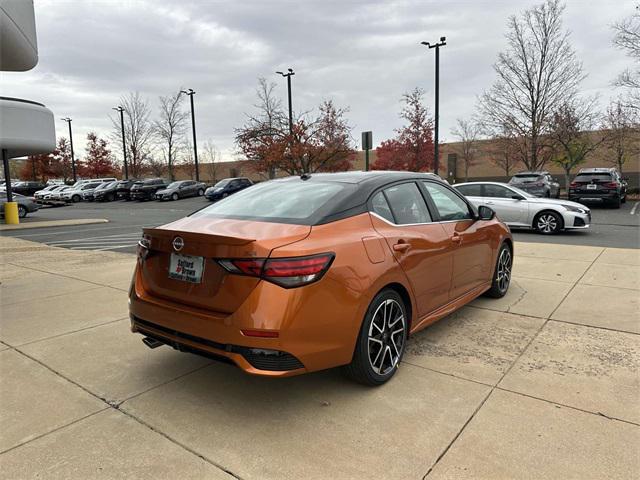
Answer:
343, 289, 407, 386
534, 211, 563, 234
171, 193, 179, 201
484, 243, 512, 298
72, 194, 81, 203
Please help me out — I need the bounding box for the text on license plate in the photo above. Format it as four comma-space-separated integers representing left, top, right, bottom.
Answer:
169, 254, 204, 283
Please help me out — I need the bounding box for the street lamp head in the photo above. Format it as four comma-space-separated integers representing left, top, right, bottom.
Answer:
112, 106, 125, 112
421, 41, 430, 47
276, 69, 294, 77
181, 89, 195, 95
440, 36, 446, 42
61, 117, 71, 122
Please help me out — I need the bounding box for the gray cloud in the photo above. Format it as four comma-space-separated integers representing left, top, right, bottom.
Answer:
2, 0, 633, 161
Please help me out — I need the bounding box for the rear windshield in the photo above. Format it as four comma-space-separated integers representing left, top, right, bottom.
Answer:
510, 174, 542, 183
192, 180, 354, 225
574, 173, 613, 182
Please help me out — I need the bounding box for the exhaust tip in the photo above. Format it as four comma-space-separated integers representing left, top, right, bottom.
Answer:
142, 336, 164, 349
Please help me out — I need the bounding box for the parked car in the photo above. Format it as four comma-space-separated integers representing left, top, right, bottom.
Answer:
454, 181, 590, 234
82, 181, 110, 201
41, 185, 73, 204
130, 178, 168, 201
12, 181, 46, 196
204, 177, 253, 201
93, 181, 120, 202
568, 168, 627, 208
62, 181, 104, 203
130, 171, 512, 385
0, 192, 39, 218
71, 177, 117, 188
508, 171, 560, 198
155, 180, 207, 201
115, 179, 138, 200
34, 184, 63, 201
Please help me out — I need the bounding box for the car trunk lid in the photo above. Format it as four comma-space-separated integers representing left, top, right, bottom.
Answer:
140, 217, 310, 313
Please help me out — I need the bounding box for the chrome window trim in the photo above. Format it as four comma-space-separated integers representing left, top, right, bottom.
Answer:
369, 211, 473, 227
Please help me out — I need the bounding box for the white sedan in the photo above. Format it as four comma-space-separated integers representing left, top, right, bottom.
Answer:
454, 182, 591, 234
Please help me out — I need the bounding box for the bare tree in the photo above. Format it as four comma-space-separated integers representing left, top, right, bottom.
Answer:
478, 0, 585, 171
111, 92, 154, 178
154, 91, 188, 180
613, 6, 640, 110
603, 99, 640, 175
450, 118, 480, 181
549, 99, 606, 194
202, 140, 220, 183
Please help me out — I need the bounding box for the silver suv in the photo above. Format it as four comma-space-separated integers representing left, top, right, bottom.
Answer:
508, 171, 560, 198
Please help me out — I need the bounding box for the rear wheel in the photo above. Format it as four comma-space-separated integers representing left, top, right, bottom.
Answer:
484, 243, 512, 298
611, 195, 621, 209
534, 211, 563, 234
343, 289, 407, 386
197, 188, 204, 196
17, 205, 28, 218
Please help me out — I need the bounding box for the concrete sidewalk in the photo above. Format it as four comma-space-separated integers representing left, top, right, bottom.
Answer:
0, 237, 638, 479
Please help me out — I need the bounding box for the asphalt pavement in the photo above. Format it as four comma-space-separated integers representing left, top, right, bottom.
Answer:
2, 197, 639, 252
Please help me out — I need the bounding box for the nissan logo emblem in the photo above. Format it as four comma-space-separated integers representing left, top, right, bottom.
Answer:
172, 236, 184, 252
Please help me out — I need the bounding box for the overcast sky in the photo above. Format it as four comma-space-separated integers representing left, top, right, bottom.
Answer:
2, 0, 635, 161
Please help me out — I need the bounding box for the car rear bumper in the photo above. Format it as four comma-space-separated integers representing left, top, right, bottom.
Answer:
569, 192, 619, 203
128, 263, 362, 377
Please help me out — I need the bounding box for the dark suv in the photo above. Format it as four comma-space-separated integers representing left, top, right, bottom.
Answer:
12, 181, 46, 196
115, 179, 138, 200
508, 171, 560, 198
130, 178, 168, 201
569, 168, 627, 208
204, 177, 253, 201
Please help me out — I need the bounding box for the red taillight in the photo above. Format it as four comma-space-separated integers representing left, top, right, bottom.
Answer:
241, 329, 279, 338
137, 234, 151, 262
604, 182, 618, 189
218, 253, 334, 288
570, 182, 578, 188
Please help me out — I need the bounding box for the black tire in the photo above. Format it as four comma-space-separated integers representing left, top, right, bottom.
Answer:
545, 190, 551, 198
611, 195, 621, 209
106, 193, 115, 202
197, 189, 204, 196
534, 210, 563, 234
342, 289, 408, 386
17, 205, 28, 218
171, 193, 179, 201
72, 194, 81, 203
621, 194, 626, 204
484, 243, 512, 298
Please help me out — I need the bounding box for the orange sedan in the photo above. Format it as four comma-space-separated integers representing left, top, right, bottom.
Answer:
129, 171, 513, 385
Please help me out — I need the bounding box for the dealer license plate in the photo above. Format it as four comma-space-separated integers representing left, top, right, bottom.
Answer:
169, 254, 204, 283
586, 184, 597, 190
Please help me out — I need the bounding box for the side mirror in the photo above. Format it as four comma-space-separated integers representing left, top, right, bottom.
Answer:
478, 205, 496, 221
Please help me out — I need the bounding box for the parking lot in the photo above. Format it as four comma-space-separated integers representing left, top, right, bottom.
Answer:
2, 196, 639, 252
1, 234, 638, 479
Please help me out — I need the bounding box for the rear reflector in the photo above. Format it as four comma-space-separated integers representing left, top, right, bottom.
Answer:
241, 329, 279, 338
218, 253, 334, 288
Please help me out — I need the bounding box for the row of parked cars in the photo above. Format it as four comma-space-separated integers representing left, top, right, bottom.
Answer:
30, 177, 255, 205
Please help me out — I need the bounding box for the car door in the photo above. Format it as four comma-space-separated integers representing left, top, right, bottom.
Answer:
479, 184, 528, 225
422, 181, 495, 300
369, 182, 453, 317
184, 181, 197, 197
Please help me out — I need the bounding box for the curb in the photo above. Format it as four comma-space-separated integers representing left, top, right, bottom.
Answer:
0, 219, 109, 231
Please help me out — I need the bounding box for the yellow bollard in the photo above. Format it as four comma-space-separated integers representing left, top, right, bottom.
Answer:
3, 202, 19, 225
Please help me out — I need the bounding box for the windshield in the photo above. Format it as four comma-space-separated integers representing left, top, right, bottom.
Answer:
510, 174, 541, 183
193, 180, 353, 224
574, 173, 613, 183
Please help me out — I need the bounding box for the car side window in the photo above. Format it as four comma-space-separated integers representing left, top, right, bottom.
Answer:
456, 184, 482, 197
371, 191, 395, 223
382, 183, 432, 224
482, 184, 512, 199
423, 182, 473, 221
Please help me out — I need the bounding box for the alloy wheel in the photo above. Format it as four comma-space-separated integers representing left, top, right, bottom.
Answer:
536, 214, 557, 233
367, 299, 405, 375
496, 248, 512, 293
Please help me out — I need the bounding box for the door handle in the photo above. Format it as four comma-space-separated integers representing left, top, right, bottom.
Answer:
393, 241, 411, 252
485, 201, 495, 205
451, 233, 462, 244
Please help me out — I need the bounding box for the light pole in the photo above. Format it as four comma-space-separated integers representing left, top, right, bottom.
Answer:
112, 106, 128, 179
276, 68, 295, 134
421, 36, 446, 176
61, 118, 76, 182
180, 88, 199, 181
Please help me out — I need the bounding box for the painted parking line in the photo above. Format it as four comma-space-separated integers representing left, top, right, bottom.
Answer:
631, 202, 639, 215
